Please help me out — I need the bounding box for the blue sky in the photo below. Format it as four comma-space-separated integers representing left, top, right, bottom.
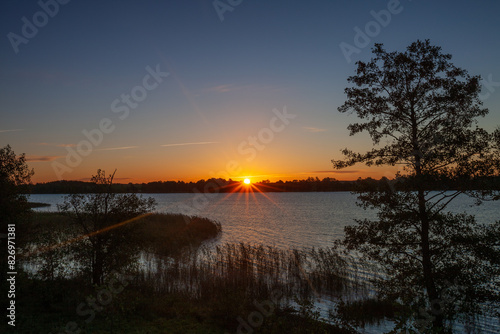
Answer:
1, 0, 499, 182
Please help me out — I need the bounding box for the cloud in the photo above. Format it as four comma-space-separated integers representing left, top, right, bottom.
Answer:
0, 129, 23, 133
310, 170, 361, 174
36, 142, 76, 147
97, 146, 138, 151
303, 127, 327, 133
161, 141, 218, 147
77, 177, 132, 182
203, 84, 280, 94
26, 155, 62, 162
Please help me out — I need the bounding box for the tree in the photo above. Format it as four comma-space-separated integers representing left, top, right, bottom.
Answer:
59, 169, 156, 285
0, 144, 34, 228
333, 40, 500, 332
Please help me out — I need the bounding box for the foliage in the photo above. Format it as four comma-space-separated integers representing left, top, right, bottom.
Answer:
335, 298, 399, 328
138, 213, 221, 256
58, 169, 156, 285
0, 144, 34, 226
31, 175, 500, 194
18, 214, 362, 333
333, 39, 500, 332
26, 213, 74, 280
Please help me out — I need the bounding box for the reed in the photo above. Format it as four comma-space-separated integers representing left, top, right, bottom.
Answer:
135, 241, 373, 309
20, 212, 386, 332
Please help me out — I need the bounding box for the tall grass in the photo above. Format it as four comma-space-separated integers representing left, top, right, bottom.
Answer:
136, 213, 222, 256
21, 212, 388, 331
136, 241, 372, 305
130, 241, 384, 330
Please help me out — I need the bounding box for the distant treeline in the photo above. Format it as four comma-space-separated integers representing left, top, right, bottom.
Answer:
30, 177, 353, 193
29, 176, 500, 194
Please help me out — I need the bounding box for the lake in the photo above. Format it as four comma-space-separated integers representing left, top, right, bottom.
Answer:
29, 192, 499, 333
30, 191, 498, 249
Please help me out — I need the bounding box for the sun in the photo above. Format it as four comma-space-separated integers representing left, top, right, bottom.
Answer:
243, 178, 251, 185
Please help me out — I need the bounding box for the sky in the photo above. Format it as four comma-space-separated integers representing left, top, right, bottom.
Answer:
1, 0, 500, 183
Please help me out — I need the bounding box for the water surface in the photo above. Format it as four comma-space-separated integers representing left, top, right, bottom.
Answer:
31, 192, 498, 249
30, 192, 500, 333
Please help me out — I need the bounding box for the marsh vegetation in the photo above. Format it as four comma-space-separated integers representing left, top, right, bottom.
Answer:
16, 211, 391, 334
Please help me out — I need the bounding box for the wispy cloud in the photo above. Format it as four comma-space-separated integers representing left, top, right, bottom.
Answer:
26, 155, 62, 162
78, 177, 132, 182
161, 141, 218, 147
303, 127, 327, 133
203, 83, 280, 94
310, 170, 361, 174
0, 129, 23, 133
36, 142, 76, 147
97, 146, 138, 151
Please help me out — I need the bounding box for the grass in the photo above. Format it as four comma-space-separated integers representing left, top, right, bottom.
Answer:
14, 212, 390, 333
336, 298, 401, 327
27, 201, 51, 208
136, 213, 221, 256
19, 212, 221, 257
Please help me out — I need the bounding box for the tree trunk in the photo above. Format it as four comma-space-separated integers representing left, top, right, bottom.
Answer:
412, 110, 446, 332
415, 155, 446, 331
417, 188, 446, 331
93, 246, 104, 285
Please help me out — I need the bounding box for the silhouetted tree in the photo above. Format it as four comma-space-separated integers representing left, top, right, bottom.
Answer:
333, 40, 500, 332
0, 144, 34, 285
0, 144, 34, 229
59, 169, 156, 285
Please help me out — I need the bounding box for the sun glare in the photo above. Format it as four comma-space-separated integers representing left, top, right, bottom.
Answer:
243, 178, 251, 185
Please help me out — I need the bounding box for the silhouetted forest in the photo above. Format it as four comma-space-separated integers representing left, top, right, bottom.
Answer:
28, 176, 500, 194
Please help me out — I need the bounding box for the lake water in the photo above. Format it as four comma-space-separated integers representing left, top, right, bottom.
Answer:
30, 191, 498, 249
29, 192, 499, 333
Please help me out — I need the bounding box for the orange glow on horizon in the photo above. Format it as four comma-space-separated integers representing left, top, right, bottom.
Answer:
28, 158, 400, 184
30, 170, 399, 184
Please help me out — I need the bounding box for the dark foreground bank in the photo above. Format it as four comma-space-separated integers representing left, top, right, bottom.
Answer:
5, 212, 397, 333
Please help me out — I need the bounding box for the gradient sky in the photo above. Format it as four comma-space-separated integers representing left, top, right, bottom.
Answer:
1, 0, 500, 183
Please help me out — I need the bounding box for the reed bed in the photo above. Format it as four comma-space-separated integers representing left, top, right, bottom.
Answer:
135, 242, 374, 306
